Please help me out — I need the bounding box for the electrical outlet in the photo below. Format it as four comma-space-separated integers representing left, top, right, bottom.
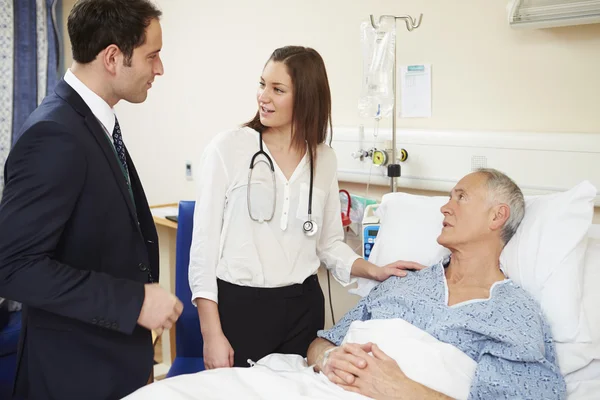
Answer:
185, 161, 193, 181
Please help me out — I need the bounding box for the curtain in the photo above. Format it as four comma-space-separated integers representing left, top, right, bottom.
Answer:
0, 0, 61, 197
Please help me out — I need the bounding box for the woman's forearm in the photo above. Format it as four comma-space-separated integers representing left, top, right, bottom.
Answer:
195, 298, 224, 338
350, 258, 376, 279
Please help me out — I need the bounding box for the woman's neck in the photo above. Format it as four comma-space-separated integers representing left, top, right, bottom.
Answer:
263, 126, 294, 152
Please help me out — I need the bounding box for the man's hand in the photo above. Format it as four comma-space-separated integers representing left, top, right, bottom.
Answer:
319, 343, 370, 386
137, 284, 183, 332
370, 260, 426, 282
339, 343, 452, 400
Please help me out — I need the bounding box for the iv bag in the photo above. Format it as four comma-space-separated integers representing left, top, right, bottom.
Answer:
358, 18, 396, 120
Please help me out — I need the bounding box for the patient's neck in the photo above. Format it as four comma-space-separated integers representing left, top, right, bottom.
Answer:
445, 245, 505, 289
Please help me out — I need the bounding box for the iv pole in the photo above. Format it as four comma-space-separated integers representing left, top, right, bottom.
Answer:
369, 14, 423, 192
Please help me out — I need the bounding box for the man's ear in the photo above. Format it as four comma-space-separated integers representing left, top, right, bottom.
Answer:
102, 45, 121, 75
490, 203, 510, 232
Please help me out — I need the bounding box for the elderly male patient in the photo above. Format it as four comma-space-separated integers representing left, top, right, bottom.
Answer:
307, 168, 566, 400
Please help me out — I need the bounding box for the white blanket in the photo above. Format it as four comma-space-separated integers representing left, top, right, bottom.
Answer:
124, 319, 477, 400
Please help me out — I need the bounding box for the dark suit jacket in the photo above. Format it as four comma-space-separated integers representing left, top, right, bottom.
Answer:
0, 80, 159, 399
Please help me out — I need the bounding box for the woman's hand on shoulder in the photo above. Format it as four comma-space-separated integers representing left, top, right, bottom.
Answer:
370, 260, 426, 282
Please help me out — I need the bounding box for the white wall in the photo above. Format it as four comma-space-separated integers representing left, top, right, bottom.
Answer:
61, 0, 600, 207
59, 0, 600, 326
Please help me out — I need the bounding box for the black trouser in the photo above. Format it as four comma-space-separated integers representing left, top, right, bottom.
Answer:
217, 274, 325, 367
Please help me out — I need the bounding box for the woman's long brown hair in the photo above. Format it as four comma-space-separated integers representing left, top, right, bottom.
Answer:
244, 46, 333, 165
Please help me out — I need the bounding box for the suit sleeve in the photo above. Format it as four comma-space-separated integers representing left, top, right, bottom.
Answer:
0, 122, 145, 335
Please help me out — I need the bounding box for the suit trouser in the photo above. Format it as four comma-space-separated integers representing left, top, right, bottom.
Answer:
217, 274, 325, 367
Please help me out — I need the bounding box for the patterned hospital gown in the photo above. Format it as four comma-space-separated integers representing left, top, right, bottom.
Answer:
318, 260, 567, 400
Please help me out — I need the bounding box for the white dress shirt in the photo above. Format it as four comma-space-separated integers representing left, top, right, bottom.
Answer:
64, 70, 130, 183
189, 127, 361, 304
64, 69, 116, 138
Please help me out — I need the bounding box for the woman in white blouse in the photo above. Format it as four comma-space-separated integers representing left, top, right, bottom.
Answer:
189, 46, 415, 369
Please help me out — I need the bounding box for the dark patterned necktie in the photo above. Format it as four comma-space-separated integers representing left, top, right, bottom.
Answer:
112, 118, 130, 183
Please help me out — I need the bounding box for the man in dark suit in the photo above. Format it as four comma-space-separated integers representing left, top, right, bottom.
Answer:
0, 1, 183, 398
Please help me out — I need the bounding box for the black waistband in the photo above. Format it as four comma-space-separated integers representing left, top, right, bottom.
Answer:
217, 274, 319, 299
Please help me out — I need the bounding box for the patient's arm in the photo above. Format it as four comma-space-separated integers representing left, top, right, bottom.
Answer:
468, 305, 566, 399
317, 288, 372, 347
307, 337, 336, 370
307, 338, 370, 386
469, 353, 566, 399
340, 343, 453, 400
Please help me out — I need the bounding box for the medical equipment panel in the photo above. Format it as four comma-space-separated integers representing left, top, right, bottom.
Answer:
362, 204, 380, 260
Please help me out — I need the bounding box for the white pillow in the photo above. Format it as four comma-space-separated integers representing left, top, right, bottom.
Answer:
554, 228, 600, 377
500, 181, 596, 343
584, 227, 600, 344
349, 181, 597, 345
349, 193, 450, 297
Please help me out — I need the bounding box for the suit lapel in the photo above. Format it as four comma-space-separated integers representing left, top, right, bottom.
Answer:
84, 116, 140, 226
127, 149, 158, 242
54, 80, 140, 227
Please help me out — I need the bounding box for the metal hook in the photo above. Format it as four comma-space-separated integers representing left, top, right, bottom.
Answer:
369, 14, 423, 31
369, 14, 379, 29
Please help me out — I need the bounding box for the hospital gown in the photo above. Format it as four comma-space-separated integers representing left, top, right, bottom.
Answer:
318, 260, 567, 400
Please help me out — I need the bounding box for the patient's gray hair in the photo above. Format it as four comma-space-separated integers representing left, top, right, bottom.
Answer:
476, 168, 525, 245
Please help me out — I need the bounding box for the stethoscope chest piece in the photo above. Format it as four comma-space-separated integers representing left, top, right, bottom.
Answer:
302, 219, 318, 237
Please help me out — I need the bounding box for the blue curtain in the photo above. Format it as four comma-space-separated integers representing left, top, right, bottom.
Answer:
0, 0, 61, 196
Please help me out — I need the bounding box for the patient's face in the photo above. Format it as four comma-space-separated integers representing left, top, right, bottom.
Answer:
438, 173, 493, 248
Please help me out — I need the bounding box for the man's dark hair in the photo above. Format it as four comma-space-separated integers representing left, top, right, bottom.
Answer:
67, 0, 162, 66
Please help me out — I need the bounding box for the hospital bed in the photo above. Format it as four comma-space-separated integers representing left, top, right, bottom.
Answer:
126, 183, 600, 400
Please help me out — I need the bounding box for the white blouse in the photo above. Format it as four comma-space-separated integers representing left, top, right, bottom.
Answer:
188, 127, 361, 304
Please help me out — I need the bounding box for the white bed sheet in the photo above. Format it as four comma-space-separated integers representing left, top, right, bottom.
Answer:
125, 319, 476, 400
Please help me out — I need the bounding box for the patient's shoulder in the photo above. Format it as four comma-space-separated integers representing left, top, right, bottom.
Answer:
478, 281, 559, 362
492, 281, 544, 316
494, 280, 542, 311
489, 280, 550, 337
371, 263, 443, 297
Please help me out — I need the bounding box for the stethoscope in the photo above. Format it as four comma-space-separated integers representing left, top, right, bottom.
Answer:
247, 131, 318, 237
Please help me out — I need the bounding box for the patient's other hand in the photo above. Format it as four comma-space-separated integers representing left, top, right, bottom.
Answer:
371, 260, 426, 282
322, 343, 370, 386
203, 332, 234, 369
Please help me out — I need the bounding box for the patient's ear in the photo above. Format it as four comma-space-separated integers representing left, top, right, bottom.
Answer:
490, 203, 510, 231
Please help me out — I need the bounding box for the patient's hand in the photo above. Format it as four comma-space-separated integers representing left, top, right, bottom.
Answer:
203, 332, 234, 369
371, 260, 426, 282
339, 343, 451, 400
320, 343, 370, 386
